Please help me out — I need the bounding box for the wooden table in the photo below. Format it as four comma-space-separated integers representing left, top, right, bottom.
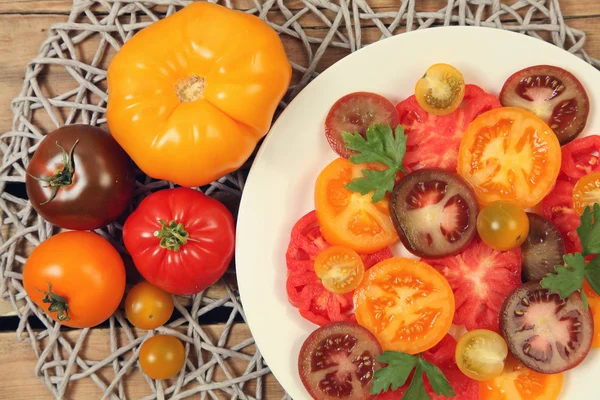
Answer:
1, 0, 599, 398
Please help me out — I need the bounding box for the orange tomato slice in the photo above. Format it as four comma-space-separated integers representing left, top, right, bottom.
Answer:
457, 107, 561, 209
480, 354, 563, 400
353, 257, 455, 354
415, 63, 466, 116
583, 280, 600, 348
314, 158, 399, 253
572, 171, 600, 215
313, 246, 365, 294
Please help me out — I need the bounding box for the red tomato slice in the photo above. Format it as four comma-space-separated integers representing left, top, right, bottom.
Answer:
396, 84, 501, 171
425, 237, 522, 333
541, 179, 582, 254
325, 92, 399, 159
561, 135, 600, 182
285, 211, 393, 326
375, 335, 478, 400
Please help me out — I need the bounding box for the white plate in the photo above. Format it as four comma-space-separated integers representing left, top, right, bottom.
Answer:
236, 26, 600, 399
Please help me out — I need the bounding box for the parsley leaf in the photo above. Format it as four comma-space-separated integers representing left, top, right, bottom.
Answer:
420, 358, 456, 397
372, 352, 455, 400
371, 352, 417, 394
342, 124, 408, 203
585, 255, 600, 297
541, 253, 588, 309
578, 203, 600, 256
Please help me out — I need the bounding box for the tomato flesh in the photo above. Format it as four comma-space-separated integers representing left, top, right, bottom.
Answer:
455, 329, 508, 381
298, 322, 381, 400
572, 171, 600, 215
457, 107, 561, 209
541, 178, 582, 253
583, 281, 600, 348
325, 92, 399, 159
477, 201, 529, 251
314, 246, 365, 294
415, 63, 465, 116
353, 257, 455, 354
561, 135, 600, 182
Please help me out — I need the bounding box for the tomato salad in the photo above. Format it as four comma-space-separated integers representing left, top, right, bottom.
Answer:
289, 63, 600, 400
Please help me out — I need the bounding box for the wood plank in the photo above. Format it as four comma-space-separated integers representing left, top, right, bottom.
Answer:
0, 324, 286, 399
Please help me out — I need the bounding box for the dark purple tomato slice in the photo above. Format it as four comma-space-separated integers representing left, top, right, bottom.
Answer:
298, 321, 381, 400
501, 281, 593, 374
390, 169, 478, 258
521, 213, 565, 282
499, 65, 590, 144
325, 92, 399, 158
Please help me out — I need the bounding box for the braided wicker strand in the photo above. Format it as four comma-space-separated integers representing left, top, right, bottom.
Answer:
1, 1, 598, 399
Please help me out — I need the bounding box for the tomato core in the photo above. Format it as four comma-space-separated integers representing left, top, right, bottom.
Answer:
175, 75, 205, 102
154, 220, 192, 251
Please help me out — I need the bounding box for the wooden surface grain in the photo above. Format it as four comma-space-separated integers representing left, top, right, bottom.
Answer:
1, 0, 600, 398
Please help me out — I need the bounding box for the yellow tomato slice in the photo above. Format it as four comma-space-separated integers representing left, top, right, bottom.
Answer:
455, 329, 508, 381
480, 354, 563, 400
572, 171, 600, 215
313, 246, 365, 294
457, 107, 561, 209
314, 158, 399, 253
353, 257, 455, 354
415, 63, 466, 116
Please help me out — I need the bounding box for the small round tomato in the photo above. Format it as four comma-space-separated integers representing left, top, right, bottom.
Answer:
353, 257, 454, 354
23, 231, 126, 328
313, 246, 365, 294
455, 329, 508, 381
415, 63, 466, 116
314, 158, 399, 253
572, 171, 600, 215
139, 335, 185, 380
477, 201, 529, 251
458, 107, 561, 208
125, 282, 174, 330
480, 354, 564, 400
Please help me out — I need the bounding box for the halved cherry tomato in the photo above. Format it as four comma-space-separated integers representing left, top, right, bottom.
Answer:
314, 158, 399, 253
572, 171, 600, 215
457, 107, 561, 208
583, 280, 600, 348
480, 354, 563, 400
561, 135, 600, 182
455, 329, 508, 381
353, 257, 455, 354
415, 63, 466, 116
314, 246, 365, 294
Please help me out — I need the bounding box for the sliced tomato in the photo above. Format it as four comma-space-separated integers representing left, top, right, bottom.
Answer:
425, 237, 521, 333
315, 158, 399, 253
457, 107, 562, 209
480, 354, 564, 400
397, 84, 501, 171
299, 322, 382, 400
415, 63, 465, 116
314, 246, 365, 294
541, 179, 582, 253
572, 171, 600, 215
353, 257, 455, 354
375, 335, 478, 400
285, 211, 393, 326
583, 280, 600, 348
325, 92, 399, 159
561, 135, 600, 182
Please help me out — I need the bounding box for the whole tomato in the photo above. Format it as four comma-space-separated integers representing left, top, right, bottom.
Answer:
23, 231, 126, 328
26, 124, 136, 230
123, 188, 235, 296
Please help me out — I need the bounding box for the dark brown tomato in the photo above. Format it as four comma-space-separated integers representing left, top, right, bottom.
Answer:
501, 281, 593, 374
521, 213, 565, 282
298, 322, 381, 400
499, 65, 590, 144
26, 124, 136, 230
325, 92, 399, 159
390, 169, 478, 258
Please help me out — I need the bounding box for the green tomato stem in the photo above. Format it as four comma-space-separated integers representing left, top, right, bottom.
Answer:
38, 282, 70, 321
154, 220, 198, 251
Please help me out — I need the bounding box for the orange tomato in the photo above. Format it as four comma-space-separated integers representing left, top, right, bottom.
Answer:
313, 246, 365, 294
480, 354, 563, 400
583, 280, 600, 348
106, 2, 291, 187
23, 231, 126, 328
139, 335, 185, 380
457, 107, 561, 209
125, 282, 174, 330
572, 171, 600, 215
314, 158, 399, 253
415, 63, 465, 116
353, 257, 454, 354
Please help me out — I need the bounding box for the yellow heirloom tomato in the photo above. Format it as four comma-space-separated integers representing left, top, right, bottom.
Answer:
106, 2, 292, 187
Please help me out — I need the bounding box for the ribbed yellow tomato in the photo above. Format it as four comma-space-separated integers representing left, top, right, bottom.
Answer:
106, 2, 291, 187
